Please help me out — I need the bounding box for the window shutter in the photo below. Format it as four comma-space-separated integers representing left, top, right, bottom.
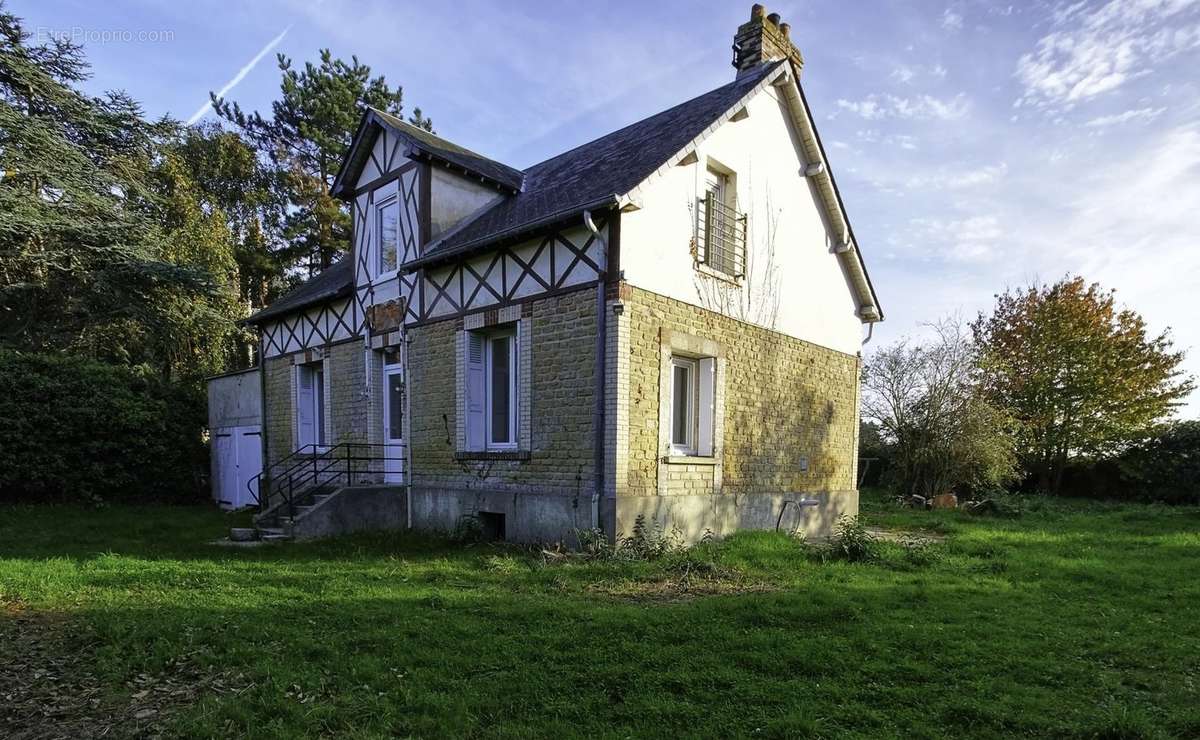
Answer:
697, 357, 716, 456
296, 366, 315, 448
465, 332, 485, 450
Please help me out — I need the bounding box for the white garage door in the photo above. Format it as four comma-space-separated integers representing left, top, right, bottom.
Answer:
212, 425, 262, 510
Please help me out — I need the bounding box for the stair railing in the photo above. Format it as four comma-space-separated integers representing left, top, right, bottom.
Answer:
250, 442, 408, 520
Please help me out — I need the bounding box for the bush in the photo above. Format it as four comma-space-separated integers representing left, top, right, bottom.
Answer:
1115, 421, 1200, 505
0, 350, 207, 503
824, 515, 880, 563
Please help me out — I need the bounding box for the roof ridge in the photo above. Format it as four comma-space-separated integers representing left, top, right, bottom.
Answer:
521, 61, 783, 177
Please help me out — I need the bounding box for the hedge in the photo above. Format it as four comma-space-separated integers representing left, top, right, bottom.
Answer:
0, 350, 207, 503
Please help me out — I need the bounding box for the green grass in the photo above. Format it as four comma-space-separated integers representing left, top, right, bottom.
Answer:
2, 493, 1199, 738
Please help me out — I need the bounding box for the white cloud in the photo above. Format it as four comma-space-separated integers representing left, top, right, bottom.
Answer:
937, 163, 1009, 188
187, 26, 291, 125
909, 215, 1003, 262
1015, 0, 1200, 110
942, 8, 965, 31
1085, 106, 1168, 127
837, 93, 970, 121
891, 65, 916, 84
856, 129, 919, 151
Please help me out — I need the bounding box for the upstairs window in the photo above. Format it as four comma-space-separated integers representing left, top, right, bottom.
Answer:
465, 326, 518, 451
376, 196, 399, 275
696, 164, 746, 279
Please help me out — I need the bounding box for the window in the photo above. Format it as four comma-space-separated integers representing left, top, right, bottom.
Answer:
386, 371, 404, 441
465, 326, 518, 450
669, 355, 716, 457
696, 165, 746, 279
296, 362, 327, 449
376, 196, 399, 274
671, 358, 697, 454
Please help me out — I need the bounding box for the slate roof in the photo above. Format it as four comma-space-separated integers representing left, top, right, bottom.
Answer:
409, 60, 784, 269
254, 61, 784, 322
244, 258, 353, 325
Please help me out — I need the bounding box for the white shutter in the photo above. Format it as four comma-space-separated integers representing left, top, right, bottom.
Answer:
697, 357, 716, 456
296, 366, 315, 448
465, 332, 486, 450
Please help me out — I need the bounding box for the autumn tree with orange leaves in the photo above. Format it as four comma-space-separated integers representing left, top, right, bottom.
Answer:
972, 277, 1194, 494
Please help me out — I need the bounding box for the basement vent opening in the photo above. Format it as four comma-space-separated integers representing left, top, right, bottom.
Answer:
478, 511, 506, 541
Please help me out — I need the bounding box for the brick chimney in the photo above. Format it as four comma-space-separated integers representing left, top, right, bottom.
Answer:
732, 4, 804, 76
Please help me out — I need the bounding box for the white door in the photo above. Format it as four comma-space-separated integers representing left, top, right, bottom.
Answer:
235, 427, 263, 508
213, 432, 235, 508
383, 365, 405, 483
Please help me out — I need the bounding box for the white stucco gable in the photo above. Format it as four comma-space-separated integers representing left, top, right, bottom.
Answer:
618, 65, 879, 356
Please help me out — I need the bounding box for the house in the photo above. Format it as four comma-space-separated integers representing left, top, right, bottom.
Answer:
242, 5, 883, 543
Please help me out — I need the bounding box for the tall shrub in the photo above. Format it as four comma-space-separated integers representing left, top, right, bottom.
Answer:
0, 350, 206, 503
863, 319, 1017, 498
1114, 422, 1200, 505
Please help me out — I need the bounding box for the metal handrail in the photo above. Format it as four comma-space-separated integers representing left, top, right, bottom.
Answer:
696, 193, 748, 278
247, 443, 319, 509
253, 442, 408, 520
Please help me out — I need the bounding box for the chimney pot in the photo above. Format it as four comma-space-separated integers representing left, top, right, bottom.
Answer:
733, 4, 804, 76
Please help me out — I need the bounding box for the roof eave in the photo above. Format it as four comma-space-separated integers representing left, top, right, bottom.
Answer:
401, 194, 621, 273
777, 66, 884, 323
241, 283, 354, 327
404, 147, 522, 194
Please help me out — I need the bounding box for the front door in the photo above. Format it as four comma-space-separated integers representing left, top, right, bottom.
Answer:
382, 364, 405, 483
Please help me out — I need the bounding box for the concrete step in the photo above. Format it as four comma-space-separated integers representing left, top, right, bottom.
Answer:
229, 527, 257, 542
259, 532, 291, 542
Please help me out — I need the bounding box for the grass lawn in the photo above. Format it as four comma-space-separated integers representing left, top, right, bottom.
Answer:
2, 493, 1199, 738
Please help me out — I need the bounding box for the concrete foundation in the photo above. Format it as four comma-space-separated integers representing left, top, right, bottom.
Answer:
614, 489, 858, 543
409, 486, 599, 543
289, 485, 407, 540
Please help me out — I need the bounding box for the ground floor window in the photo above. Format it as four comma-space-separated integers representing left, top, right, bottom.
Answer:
296, 361, 327, 449
670, 354, 715, 457
466, 325, 518, 450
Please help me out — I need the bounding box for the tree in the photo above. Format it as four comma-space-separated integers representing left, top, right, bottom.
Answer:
169, 123, 286, 311
0, 5, 215, 363
213, 50, 432, 272
972, 276, 1194, 494
863, 319, 1017, 498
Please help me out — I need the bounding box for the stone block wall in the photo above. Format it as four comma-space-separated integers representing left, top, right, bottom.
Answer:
612, 284, 862, 540
405, 287, 599, 537
261, 340, 369, 470
262, 355, 293, 469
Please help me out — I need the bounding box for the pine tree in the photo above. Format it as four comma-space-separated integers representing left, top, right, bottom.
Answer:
212, 50, 432, 272
0, 5, 214, 361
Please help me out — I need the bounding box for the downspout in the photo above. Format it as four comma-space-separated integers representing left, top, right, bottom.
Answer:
583, 210, 607, 535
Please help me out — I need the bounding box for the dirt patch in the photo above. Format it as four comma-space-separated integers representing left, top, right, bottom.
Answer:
587, 566, 778, 604
0, 602, 251, 739
866, 527, 947, 544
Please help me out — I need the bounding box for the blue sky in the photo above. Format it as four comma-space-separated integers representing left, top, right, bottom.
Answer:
16, 0, 1200, 414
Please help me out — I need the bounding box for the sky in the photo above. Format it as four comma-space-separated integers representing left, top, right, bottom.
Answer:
14, 0, 1200, 415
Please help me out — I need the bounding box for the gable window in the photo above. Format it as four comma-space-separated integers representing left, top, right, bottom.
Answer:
376, 196, 399, 275
670, 354, 716, 457
295, 361, 328, 450
465, 326, 518, 450
696, 164, 746, 279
